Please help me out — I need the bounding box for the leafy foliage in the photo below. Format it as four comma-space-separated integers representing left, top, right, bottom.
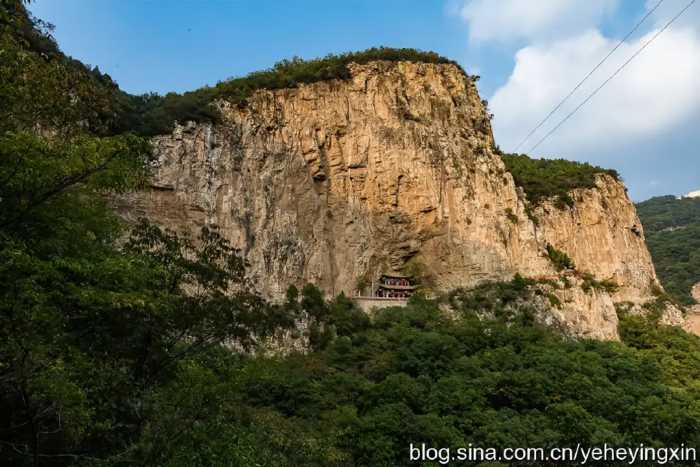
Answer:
445, 274, 539, 323
619, 313, 700, 389
0, 220, 282, 464
0, 132, 152, 235
0, 126, 283, 463
580, 273, 619, 294
636, 195, 700, 233
499, 152, 620, 208
0, 1, 131, 136
546, 244, 575, 271
0, 80, 283, 462
636, 195, 700, 305
135, 292, 700, 466
0, 4, 286, 463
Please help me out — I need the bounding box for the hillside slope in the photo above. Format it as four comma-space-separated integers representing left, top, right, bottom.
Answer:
637, 195, 700, 305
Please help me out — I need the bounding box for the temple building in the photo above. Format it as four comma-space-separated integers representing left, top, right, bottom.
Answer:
374, 273, 417, 299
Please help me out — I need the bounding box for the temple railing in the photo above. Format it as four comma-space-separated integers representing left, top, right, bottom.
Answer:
353, 294, 409, 301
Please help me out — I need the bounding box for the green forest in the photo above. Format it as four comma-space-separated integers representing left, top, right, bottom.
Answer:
637, 195, 700, 305
2, 2, 700, 465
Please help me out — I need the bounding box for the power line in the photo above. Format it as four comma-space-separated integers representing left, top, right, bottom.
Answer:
527, 0, 696, 154
513, 0, 666, 152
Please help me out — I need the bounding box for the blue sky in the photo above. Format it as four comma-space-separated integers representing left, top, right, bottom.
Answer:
30, 0, 699, 201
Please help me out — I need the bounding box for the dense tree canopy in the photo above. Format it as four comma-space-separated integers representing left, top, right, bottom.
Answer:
129, 289, 700, 466
636, 195, 700, 305
0, 1, 135, 137
0, 3, 286, 463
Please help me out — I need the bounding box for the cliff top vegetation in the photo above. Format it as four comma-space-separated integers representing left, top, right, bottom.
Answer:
499, 152, 621, 209
125, 48, 468, 135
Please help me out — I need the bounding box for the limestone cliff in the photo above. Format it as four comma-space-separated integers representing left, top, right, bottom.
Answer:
117, 60, 666, 340
533, 175, 659, 303
684, 283, 700, 336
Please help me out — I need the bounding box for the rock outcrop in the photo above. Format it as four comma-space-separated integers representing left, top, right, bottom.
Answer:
533, 176, 659, 304
116, 60, 666, 340
684, 283, 700, 336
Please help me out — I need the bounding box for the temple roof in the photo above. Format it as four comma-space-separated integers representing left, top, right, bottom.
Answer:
381, 272, 412, 279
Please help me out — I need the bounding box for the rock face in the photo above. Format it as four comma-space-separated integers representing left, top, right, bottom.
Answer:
117, 61, 664, 340
684, 283, 700, 336
533, 177, 659, 304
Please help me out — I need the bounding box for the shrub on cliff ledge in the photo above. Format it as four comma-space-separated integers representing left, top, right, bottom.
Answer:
546, 244, 575, 271
500, 152, 620, 208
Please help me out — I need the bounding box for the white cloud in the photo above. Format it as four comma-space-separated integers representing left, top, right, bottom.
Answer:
457, 0, 618, 43
489, 26, 700, 154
